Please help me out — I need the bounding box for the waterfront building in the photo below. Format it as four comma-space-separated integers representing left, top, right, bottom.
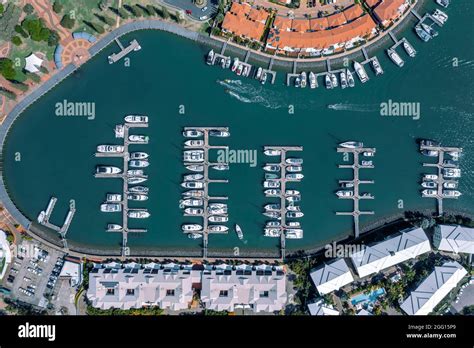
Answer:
307, 299, 340, 316
309, 258, 354, 295
59, 256, 83, 287
0, 230, 12, 280
266, 14, 377, 57
200, 264, 287, 313
400, 261, 467, 315
221, 2, 269, 42
87, 264, 197, 310
350, 227, 431, 278
373, 0, 410, 29
433, 225, 474, 255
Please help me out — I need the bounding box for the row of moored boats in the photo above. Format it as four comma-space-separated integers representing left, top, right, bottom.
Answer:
419, 139, 462, 199
262, 149, 304, 239
99, 115, 151, 230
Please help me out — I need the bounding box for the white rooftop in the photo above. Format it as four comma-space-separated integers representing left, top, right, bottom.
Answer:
59, 260, 83, 287
350, 227, 431, 278
433, 225, 474, 254
0, 230, 12, 280
24, 53, 43, 73
310, 258, 354, 295
308, 299, 339, 316
400, 261, 467, 315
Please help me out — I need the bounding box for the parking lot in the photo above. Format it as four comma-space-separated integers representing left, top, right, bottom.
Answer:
451, 280, 474, 313
2, 240, 66, 309
163, 0, 218, 21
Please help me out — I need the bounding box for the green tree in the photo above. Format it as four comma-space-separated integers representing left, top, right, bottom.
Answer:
146, 5, 157, 16
14, 24, 29, 38
0, 88, 17, 100
117, 7, 129, 19
26, 72, 41, 83
11, 36, 22, 46
0, 58, 16, 80
60, 14, 75, 29
0, 4, 4, 15
23, 4, 34, 15
85, 21, 105, 34
52, 2, 63, 14
47, 31, 60, 47
162, 7, 170, 20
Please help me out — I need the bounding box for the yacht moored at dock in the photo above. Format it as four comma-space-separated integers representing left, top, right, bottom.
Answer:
182, 224, 203, 232
309, 72, 317, 89
340, 141, 363, 149
124, 115, 148, 124
183, 130, 203, 138
235, 224, 244, 240
96, 166, 121, 174
415, 25, 431, 42
130, 152, 149, 160
346, 69, 355, 88
353, 62, 369, 83
97, 145, 124, 153
340, 71, 348, 89
127, 209, 150, 219
100, 203, 122, 212
387, 49, 405, 67
403, 41, 417, 57
206, 50, 214, 65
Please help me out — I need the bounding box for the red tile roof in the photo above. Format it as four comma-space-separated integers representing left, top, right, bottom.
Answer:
374, 0, 407, 23
327, 12, 347, 28
274, 16, 293, 31
229, 2, 251, 17
267, 14, 377, 50
248, 7, 269, 23
222, 12, 265, 41
309, 17, 329, 31
292, 18, 311, 33
364, 0, 381, 8
343, 4, 364, 22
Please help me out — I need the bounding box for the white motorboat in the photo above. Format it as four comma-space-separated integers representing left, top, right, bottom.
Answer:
371, 58, 384, 75
442, 190, 461, 198
107, 224, 122, 231
286, 195, 301, 202
264, 149, 281, 156
129, 160, 149, 168
263, 164, 280, 172
353, 61, 369, 83
443, 168, 461, 178
340, 141, 363, 149
186, 164, 204, 172
130, 152, 149, 160
330, 73, 338, 88
128, 209, 150, 218
263, 181, 280, 188
182, 224, 202, 232
255, 67, 263, 79
421, 181, 437, 189
235, 224, 243, 240
286, 165, 302, 172
346, 69, 355, 87
340, 71, 348, 89
286, 211, 303, 218
184, 173, 204, 181
285, 190, 300, 196
387, 49, 405, 67
285, 158, 303, 165
127, 177, 147, 184
209, 130, 230, 137
124, 115, 148, 124
184, 208, 203, 215
100, 203, 122, 212
286, 173, 304, 180
336, 190, 354, 197
96, 166, 121, 174
263, 211, 281, 219
231, 58, 239, 72
264, 228, 281, 237
207, 49, 214, 65
325, 74, 333, 89
127, 194, 148, 201
180, 198, 203, 207
264, 189, 281, 196
182, 130, 203, 138
300, 72, 307, 88
363, 151, 375, 157
287, 205, 301, 212
422, 189, 437, 197
188, 233, 203, 239
403, 41, 417, 57
129, 135, 149, 143
264, 204, 280, 211
115, 124, 124, 138
182, 190, 205, 198
181, 181, 204, 189
106, 193, 122, 202
97, 145, 124, 153
361, 160, 373, 166
309, 72, 317, 89
436, 0, 450, 8
184, 140, 204, 147
129, 186, 149, 194
212, 164, 229, 171
208, 225, 229, 233
432, 9, 448, 25
266, 221, 281, 227
286, 229, 303, 239
209, 215, 228, 223
423, 174, 438, 181
287, 221, 301, 228
127, 169, 145, 177
443, 182, 458, 189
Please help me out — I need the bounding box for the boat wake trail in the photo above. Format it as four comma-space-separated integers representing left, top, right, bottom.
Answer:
327, 103, 379, 112
217, 79, 283, 109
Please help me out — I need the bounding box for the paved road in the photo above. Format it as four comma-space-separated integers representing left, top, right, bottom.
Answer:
451, 282, 474, 313
162, 0, 218, 21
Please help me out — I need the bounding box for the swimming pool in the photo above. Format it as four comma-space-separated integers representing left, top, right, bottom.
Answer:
350, 288, 386, 306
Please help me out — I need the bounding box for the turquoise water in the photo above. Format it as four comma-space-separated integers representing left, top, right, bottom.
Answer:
2, 1, 473, 255
350, 288, 386, 306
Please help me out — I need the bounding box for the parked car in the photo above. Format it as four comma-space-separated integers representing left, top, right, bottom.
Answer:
202, 6, 208, 11
199, 15, 208, 20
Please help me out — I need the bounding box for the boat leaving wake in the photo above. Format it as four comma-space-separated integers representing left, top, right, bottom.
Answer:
327, 103, 379, 112
217, 79, 283, 109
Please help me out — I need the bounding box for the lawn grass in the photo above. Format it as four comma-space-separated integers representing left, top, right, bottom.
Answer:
9, 38, 55, 82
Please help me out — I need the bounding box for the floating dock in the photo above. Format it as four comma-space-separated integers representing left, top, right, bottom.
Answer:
95, 122, 149, 257
37, 197, 76, 248
263, 146, 303, 260
182, 127, 230, 259
420, 143, 463, 216
336, 145, 376, 238
108, 38, 141, 64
